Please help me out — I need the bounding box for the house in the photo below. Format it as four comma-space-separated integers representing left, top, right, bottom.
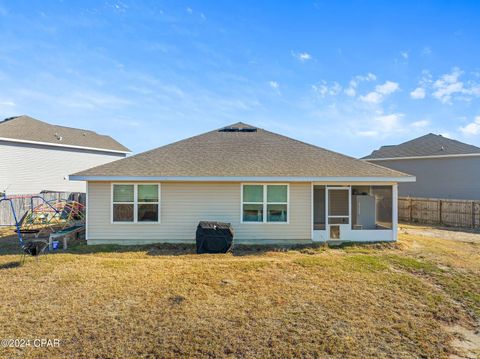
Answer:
0, 115, 130, 194
70, 123, 414, 245
363, 133, 480, 200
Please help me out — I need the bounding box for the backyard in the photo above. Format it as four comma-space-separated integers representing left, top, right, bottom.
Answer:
0, 225, 478, 358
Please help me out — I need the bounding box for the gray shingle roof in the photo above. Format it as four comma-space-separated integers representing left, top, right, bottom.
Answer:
72, 122, 411, 179
363, 133, 480, 160
0, 115, 130, 153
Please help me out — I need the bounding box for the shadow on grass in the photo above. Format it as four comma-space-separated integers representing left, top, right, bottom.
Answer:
0, 233, 401, 258
0, 261, 22, 269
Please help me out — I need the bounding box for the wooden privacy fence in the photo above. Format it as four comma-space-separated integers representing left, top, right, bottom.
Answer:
0, 192, 80, 226
399, 196, 480, 228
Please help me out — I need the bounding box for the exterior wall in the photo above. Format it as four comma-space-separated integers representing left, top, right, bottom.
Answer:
368, 157, 480, 200
87, 181, 312, 245
0, 141, 126, 194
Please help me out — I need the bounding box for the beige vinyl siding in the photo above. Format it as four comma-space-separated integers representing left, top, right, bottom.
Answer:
0, 140, 125, 194
87, 181, 312, 244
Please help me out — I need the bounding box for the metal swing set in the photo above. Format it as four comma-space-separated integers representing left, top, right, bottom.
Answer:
0, 193, 85, 260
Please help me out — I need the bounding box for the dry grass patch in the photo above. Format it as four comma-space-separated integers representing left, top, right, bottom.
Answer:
0, 229, 478, 358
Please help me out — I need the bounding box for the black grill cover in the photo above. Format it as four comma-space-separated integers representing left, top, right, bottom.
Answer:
196, 221, 234, 254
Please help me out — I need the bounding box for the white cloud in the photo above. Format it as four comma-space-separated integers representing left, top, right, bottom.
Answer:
354, 113, 404, 137
375, 113, 402, 132
344, 73, 376, 97
400, 51, 409, 60
292, 51, 312, 62
411, 120, 429, 128
269, 81, 279, 89
312, 81, 342, 97
0, 100, 15, 107
344, 87, 356, 97
357, 130, 378, 137
459, 116, 480, 135
376, 81, 400, 95
360, 81, 399, 104
410, 87, 426, 99
422, 47, 432, 56
360, 92, 383, 104
186, 7, 193, 13
430, 67, 480, 103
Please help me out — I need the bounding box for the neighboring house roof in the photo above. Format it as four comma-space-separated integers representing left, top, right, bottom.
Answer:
363, 133, 480, 160
71, 122, 413, 181
0, 115, 130, 153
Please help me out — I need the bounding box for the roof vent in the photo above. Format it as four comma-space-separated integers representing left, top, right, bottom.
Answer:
440, 145, 445, 151
219, 127, 257, 133
54, 133, 63, 141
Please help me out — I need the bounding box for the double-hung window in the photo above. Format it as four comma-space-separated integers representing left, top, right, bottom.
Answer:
112, 184, 160, 223
242, 184, 288, 223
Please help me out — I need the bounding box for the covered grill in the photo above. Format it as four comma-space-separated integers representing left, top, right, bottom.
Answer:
195, 221, 234, 254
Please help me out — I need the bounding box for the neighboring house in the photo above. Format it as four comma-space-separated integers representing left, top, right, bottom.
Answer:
0, 115, 130, 194
70, 123, 414, 245
363, 133, 480, 200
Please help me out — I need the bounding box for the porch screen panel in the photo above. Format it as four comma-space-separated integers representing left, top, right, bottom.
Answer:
328, 190, 349, 216
313, 186, 325, 230
371, 186, 393, 229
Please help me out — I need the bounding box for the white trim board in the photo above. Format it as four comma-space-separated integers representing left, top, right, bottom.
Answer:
70, 175, 416, 183
0, 136, 131, 154
364, 153, 480, 161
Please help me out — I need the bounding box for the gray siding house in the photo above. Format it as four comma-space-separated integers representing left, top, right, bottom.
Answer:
0, 116, 130, 194
70, 123, 414, 245
363, 133, 480, 200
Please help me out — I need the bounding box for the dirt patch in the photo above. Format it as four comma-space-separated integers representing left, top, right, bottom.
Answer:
400, 224, 480, 244
445, 324, 480, 359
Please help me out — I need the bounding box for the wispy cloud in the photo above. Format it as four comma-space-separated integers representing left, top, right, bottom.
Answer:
344, 73, 376, 97
292, 51, 312, 62
421, 46, 432, 56
459, 116, 480, 135
411, 120, 429, 128
269, 81, 279, 89
311, 81, 342, 97
410, 87, 426, 99
356, 113, 404, 137
400, 51, 409, 60
431, 67, 480, 103
0, 100, 15, 107
359, 81, 400, 104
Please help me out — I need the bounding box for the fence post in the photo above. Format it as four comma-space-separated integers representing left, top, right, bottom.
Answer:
409, 197, 413, 222
472, 201, 475, 228
439, 200, 442, 225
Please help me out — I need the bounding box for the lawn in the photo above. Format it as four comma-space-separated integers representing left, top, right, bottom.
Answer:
0, 226, 478, 358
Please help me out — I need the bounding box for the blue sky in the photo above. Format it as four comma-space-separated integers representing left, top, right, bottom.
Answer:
0, 1, 479, 157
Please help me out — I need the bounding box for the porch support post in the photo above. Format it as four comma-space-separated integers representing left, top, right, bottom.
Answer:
392, 183, 398, 241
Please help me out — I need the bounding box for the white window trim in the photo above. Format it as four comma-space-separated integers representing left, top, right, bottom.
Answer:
240, 183, 289, 224
111, 183, 161, 224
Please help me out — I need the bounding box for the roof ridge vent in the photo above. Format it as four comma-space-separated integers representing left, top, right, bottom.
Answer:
219, 126, 257, 133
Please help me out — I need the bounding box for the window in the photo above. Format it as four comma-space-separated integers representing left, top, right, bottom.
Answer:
242, 184, 288, 223
112, 184, 160, 223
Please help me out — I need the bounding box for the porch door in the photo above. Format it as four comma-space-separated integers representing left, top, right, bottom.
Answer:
326, 187, 350, 240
